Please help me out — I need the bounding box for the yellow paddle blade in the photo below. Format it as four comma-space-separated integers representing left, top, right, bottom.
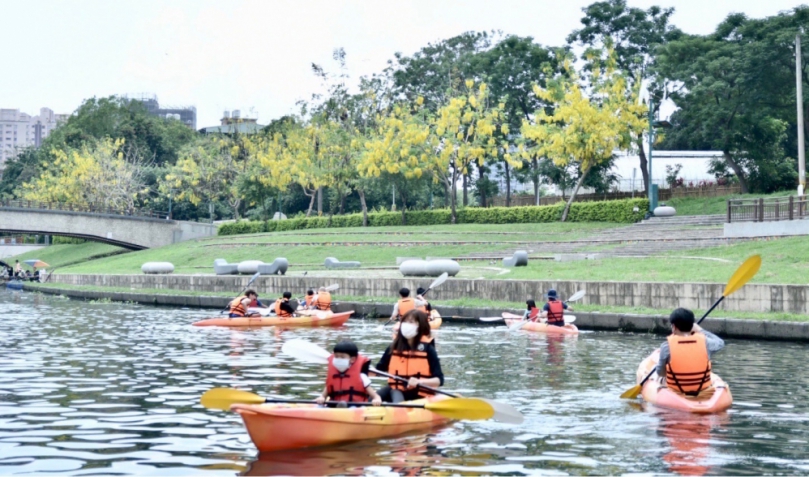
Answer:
724, 255, 762, 297
620, 384, 642, 400
424, 398, 495, 421
201, 388, 265, 410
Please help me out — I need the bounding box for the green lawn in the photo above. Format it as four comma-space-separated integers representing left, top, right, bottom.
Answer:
6, 242, 127, 270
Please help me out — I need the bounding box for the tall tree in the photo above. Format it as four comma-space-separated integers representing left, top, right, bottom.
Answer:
568, 0, 681, 193
523, 51, 646, 221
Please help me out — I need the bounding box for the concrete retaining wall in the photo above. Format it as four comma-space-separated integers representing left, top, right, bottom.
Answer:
48, 273, 809, 315
25, 283, 809, 342
724, 220, 809, 238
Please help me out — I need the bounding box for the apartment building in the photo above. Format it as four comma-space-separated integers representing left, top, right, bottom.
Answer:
0, 107, 69, 168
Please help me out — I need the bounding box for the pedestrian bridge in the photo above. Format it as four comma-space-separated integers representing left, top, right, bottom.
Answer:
0, 200, 216, 250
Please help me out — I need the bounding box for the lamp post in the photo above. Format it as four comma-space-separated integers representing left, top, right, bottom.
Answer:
797, 33, 806, 196
647, 97, 671, 213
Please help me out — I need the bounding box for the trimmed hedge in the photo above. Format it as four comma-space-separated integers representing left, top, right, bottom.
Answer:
218, 198, 649, 236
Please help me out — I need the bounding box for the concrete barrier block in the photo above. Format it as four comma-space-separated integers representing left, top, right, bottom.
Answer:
257, 258, 288, 275
141, 262, 174, 274
654, 205, 676, 217
238, 260, 265, 274
399, 259, 460, 277
213, 259, 239, 275
324, 257, 361, 269
503, 250, 529, 267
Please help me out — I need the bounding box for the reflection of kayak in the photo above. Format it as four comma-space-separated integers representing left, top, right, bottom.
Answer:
242, 440, 400, 476
192, 311, 353, 328
504, 319, 579, 335
232, 396, 451, 452
637, 349, 732, 414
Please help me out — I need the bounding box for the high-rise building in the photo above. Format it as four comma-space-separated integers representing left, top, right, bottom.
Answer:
128, 94, 197, 129
0, 107, 69, 169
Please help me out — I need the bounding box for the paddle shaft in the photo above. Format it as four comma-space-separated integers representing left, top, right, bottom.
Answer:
637, 296, 726, 388
253, 398, 439, 410
370, 367, 459, 399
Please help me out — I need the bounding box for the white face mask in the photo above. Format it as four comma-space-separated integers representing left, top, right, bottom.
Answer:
333, 358, 351, 373
400, 322, 419, 339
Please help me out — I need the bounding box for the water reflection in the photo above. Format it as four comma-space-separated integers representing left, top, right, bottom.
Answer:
0, 290, 808, 476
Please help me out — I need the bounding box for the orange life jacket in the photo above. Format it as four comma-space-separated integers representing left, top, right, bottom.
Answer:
397, 297, 415, 318
305, 295, 315, 308
274, 298, 293, 317
326, 354, 370, 403
388, 339, 434, 397
546, 300, 564, 324
315, 291, 332, 311
666, 333, 712, 396
229, 297, 246, 317
528, 307, 540, 321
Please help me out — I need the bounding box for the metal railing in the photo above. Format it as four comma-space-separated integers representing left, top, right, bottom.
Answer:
0, 199, 168, 220
726, 196, 809, 223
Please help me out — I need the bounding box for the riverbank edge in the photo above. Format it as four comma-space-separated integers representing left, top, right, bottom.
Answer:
24, 283, 809, 342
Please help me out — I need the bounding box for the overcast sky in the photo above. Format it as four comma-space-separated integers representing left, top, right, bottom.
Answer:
1, 0, 803, 128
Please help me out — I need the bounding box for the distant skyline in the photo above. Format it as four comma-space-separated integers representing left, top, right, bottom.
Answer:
1, 0, 803, 129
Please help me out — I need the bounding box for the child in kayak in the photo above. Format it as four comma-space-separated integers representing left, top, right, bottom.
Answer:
229, 290, 261, 318
656, 308, 725, 396
315, 340, 382, 406
523, 299, 540, 322
375, 310, 444, 403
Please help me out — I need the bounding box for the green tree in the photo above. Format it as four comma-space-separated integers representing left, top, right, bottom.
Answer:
568, 0, 681, 193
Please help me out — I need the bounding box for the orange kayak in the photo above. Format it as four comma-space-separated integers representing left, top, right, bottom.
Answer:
193, 311, 353, 328
232, 396, 451, 452
505, 319, 579, 335
636, 349, 732, 414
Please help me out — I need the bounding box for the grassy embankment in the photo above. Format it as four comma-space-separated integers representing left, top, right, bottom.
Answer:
7, 242, 127, 270
27, 282, 809, 322
663, 190, 791, 215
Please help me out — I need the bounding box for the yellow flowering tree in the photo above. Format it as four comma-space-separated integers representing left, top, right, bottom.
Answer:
522, 51, 647, 221
21, 138, 151, 211
430, 81, 517, 224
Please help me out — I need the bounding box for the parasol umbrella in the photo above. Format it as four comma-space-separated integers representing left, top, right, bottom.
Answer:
24, 259, 49, 268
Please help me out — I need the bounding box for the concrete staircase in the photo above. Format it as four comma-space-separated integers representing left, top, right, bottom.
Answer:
462, 214, 745, 259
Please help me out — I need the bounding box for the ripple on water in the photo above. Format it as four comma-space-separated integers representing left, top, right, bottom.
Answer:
0, 290, 808, 475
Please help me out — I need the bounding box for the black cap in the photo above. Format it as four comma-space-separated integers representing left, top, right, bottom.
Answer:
333, 340, 358, 357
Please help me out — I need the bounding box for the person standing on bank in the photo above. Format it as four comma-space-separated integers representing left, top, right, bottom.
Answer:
375, 310, 443, 403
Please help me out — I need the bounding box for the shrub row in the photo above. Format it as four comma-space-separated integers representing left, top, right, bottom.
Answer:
218, 198, 649, 236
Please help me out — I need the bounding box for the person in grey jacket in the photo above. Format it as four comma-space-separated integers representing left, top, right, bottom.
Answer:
657, 308, 725, 386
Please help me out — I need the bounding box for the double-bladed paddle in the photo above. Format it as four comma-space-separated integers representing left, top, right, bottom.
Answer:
199, 388, 493, 420
620, 255, 762, 400
280, 338, 523, 424
383, 273, 449, 326
508, 290, 586, 331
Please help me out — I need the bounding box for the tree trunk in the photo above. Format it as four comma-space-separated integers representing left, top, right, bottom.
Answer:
532, 157, 540, 206
399, 187, 408, 225
358, 189, 368, 227
637, 136, 650, 194
723, 151, 749, 194
477, 163, 487, 207
443, 182, 449, 208
305, 188, 316, 217
504, 160, 511, 207
462, 172, 468, 207
561, 167, 590, 222
317, 186, 323, 215
450, 168, 458, 224
339, 190, 346, 215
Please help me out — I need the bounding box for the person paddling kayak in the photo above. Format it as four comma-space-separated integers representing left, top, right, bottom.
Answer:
274, 291, 297, 318
302, 289, 315, 310
375, 310, 443, 403
249, 294, 269, 309
656, 308, 725, 396
541, 289, 572, 327
312, 287, 332, 311
229, 290, 261, 318
315, 340, 382, 406
389, 287, 427, 323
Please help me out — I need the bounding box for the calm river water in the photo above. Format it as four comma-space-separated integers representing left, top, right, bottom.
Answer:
1, 290, 808, 476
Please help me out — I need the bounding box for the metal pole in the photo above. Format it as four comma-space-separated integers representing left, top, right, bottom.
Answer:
648, 98, 654, 210
168, 189, 173, 220
797, 33, 806, 196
